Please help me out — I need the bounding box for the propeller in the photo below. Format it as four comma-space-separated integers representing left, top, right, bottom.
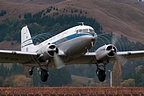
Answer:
32, 32, 65, 69
111, 35, 127, 65
112, 35, 118, 46
54, 52, 65, 69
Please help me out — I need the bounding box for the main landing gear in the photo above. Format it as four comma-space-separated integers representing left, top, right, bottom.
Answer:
37, 68, 49, 82
29, 60, 50, 82
29, 67, 49, 82
96, 63, 106, 82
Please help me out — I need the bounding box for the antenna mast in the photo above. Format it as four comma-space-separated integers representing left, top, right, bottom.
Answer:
78, 22, 84, 26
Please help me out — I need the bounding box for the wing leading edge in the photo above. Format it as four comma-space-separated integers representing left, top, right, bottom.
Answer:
65, 50, 144, 65
0, 50, 144, 65
117, 50, 144, 59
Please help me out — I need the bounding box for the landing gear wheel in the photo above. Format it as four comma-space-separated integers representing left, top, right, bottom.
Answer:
96, 69, 106, 82
29, 67, 35, 76
39, 68, 49, 82
29, 69, 33, 76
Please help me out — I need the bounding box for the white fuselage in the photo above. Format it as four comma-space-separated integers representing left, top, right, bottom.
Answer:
36, 25, 97, 64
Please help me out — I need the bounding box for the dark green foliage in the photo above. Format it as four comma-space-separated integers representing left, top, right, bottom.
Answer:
0, 10, 144, 86
124, 65, 144, 86
32, 67, 72, 87
80, 10, 82, 14
46, 8, 52, 13
0, 10, 6, 16
24, 13, 32, 19
10, 64, 24, 75
0, 64, 71, 87
0, 10, 102, 42
0, 64, 24, 86
53, 7, 55, 10
47, 68, 72, 86
0, 64, 9, 78
67, 65, 96, 78
74, 9, 78, 13
56, 8, 59, 11
71, 9, 73, 13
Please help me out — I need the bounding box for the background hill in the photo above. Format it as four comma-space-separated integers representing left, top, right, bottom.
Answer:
0, 0, 144, 43
112, 0, 144, 11
5, 0, 65, 4
0, 0, 144, 87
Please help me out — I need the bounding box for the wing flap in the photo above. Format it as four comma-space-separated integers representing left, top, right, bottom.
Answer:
0, 50, 38, 64
64, 52, 96, 64
64, 50, 144, 65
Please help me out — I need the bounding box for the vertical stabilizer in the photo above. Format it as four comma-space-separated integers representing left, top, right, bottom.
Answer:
21, 26, 35, 52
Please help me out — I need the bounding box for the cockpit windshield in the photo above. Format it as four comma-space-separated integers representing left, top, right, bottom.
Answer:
89, 29, 95, 33
76, 28, 96, 37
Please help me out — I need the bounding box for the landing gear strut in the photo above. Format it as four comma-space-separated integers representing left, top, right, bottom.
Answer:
96, 64, 106, 82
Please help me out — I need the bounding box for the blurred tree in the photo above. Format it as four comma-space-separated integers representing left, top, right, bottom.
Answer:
112, 61, 122, 86
2, 76, 13, 87
12, 75, 32, 87
32, 67, 72, 87
121, 78, 135, 87
0, 76, 4, 86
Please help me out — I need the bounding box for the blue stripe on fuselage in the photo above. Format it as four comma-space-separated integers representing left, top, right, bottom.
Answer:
22, 38, 32, 44
52, 33, 92, 45
21, 43, 33, 48
22, 33, 92, 47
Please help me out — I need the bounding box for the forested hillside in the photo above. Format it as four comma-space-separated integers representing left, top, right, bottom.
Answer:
0, 8, 144, 87
1, 0, 144, 43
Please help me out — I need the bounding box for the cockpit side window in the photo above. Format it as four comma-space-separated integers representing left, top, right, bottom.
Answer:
79, 29, 82, 32
77, 29, 89, 33
83, 29, 89, 32
89, 29, 95, 33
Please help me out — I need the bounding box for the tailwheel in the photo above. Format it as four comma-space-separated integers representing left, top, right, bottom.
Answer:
38, 68, 49, 82
96, 68, 106, 82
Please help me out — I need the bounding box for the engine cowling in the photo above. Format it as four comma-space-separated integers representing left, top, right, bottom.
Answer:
95, 44, 117, 63
38, 43, 59, 61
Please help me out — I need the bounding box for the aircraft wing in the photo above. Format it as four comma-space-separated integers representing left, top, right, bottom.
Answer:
66, 50, 144, 64
116, 51, 144, 59
0, 49, 144, 65
0, 50, 38, 64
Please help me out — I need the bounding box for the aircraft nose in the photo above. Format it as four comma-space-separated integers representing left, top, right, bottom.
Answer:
91, 34, 97, 42
85, 34, 97, 44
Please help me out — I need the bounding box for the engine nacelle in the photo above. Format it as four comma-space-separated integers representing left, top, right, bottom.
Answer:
95, 44, 117, 63
37, 43, 59, 61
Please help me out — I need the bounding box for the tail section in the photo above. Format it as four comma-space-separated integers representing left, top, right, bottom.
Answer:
21, 26, 35, 52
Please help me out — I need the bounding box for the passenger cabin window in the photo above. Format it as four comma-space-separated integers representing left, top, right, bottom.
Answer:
83, 29, 88, 32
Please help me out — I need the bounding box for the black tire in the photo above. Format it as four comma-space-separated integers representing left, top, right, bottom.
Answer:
97, 69, 106, 82
29, 69, 33, 76
40, 69, 49, 82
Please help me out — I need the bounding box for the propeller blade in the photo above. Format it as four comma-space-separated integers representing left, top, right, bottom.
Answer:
116, 55, 127, 66
112, 35, 127, 65
54, 53, 65, 69
112, 35, 118, 45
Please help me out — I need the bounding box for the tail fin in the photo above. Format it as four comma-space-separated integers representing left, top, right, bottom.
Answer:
21, 26, 35, 52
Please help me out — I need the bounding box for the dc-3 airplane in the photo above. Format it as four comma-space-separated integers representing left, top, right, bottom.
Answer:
0, 23, 144, 82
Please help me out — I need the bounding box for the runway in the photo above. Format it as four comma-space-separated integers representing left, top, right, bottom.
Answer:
0, 87, 144, 95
